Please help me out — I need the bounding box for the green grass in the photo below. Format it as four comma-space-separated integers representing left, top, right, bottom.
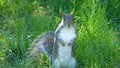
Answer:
0, 0, 120, 68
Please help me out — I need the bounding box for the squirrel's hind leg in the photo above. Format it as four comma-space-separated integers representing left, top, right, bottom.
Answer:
68, 57, 77, 68
52, 58, 61, 68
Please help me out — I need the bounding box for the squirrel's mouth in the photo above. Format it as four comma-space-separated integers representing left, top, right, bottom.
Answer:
68, 24, 70, 28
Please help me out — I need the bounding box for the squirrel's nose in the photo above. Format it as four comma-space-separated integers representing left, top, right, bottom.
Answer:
68, 24, 70, 28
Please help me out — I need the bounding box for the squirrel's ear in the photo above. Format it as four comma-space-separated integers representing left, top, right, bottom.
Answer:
71, 10, 75, 16
71, 13, 74, 17
62, 12, 65, 17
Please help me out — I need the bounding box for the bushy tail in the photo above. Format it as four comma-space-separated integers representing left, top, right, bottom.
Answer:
28, 31, 54, 58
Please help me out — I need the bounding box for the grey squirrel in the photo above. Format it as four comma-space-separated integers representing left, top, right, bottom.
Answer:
29, 13, 77, 68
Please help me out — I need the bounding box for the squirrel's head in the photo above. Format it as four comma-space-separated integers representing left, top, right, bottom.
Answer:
62, 13, 74, 28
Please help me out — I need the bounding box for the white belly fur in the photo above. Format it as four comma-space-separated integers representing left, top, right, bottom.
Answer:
58, 43, 72, 64
58, 26, 76, 44
58, 26, 76, 64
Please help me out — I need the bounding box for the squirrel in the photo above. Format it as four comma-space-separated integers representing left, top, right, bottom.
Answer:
29, 13, 77, 68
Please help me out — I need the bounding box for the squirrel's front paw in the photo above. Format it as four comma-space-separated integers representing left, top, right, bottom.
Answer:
68, 39, 75, 46
59, 40, 65, 46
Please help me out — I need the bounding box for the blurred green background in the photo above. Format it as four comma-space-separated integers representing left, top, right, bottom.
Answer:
0, 0, 120, 68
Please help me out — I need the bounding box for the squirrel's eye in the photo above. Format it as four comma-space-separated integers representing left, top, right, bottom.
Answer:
64, 18, 65, 21
73, 18, 74, 21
